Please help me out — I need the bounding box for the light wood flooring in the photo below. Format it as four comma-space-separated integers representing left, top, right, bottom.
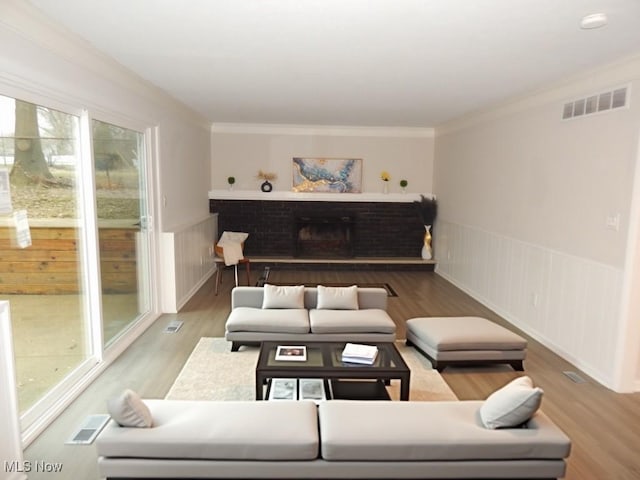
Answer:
24, 269, 640, 480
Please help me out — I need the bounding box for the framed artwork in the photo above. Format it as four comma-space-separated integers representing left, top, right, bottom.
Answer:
292, 157, 362, 193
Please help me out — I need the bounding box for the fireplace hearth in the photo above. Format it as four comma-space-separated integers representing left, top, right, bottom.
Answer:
294, 216, 354, 258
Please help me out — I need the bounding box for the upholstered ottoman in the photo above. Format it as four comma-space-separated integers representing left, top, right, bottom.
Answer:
405, 316, 527, 372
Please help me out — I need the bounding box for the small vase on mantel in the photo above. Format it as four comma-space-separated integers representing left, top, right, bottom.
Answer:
382, 182, 389, 194
421, 225, 433, 260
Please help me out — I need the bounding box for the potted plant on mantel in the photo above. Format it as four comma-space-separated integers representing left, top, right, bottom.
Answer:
413, 194, 438, 260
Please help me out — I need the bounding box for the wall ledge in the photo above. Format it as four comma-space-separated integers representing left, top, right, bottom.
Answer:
208, 189, 426, 203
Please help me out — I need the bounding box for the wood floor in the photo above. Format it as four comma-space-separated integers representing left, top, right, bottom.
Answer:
24, 269, 640, 480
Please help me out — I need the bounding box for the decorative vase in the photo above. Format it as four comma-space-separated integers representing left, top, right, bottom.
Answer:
228, 184, 234, 191
260, 180, 273, 192
382, 182, 389, 194
421, 225, 432, 260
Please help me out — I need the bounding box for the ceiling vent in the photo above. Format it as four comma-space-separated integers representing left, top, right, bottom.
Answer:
562, 86, 629, 120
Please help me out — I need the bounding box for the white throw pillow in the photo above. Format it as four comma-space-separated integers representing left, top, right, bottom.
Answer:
262, 284, 305, 309
479, 376, 543, 429
317, 285, 359, 310
107, 389, 153, 428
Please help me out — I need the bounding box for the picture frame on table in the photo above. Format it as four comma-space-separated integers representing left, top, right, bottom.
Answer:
275, 345, 307, 361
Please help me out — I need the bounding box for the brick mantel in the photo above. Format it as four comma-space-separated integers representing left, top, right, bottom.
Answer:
208, 189, 427, 203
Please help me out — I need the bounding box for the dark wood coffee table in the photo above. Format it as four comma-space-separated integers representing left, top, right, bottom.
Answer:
255, 341, 410, 401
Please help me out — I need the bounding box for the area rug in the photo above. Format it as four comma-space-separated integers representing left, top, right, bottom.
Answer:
166, 337, 457, 402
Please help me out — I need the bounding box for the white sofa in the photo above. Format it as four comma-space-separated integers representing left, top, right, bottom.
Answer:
96, 399, 571, 479
225, 286, 396, 351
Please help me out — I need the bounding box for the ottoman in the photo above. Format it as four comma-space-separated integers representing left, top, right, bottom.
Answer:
405, 316, 527, 372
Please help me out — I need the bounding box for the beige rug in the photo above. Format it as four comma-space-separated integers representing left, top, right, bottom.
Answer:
166, 337, 457, 402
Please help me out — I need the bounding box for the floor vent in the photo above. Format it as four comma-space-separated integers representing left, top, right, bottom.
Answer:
563, 371, 587, 383
65, 414, 110, 445
163, 320, 183, 333
562, 85, 629, 120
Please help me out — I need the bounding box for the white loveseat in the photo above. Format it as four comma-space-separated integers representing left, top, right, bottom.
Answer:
225, 285, 396, 351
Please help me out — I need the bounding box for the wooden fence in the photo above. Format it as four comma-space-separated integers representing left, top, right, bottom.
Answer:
0, 226, 138, 294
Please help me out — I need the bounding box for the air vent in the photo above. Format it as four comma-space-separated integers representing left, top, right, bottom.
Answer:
562, 86, 629, 120
66, 414, 110, 445
163, 320, 183, 333
563, 371, 587, 383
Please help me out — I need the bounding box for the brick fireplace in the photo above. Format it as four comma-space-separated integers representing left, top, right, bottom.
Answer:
209, 194, 428, 259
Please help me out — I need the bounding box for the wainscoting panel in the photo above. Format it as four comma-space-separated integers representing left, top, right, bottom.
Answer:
161, 215, 218, 313
435, 221, 622, 388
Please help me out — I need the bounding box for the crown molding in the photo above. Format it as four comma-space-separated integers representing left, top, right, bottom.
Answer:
211, 123, 434, 138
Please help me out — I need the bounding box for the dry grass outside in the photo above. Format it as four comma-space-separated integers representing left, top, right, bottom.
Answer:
9, 166, 141, 219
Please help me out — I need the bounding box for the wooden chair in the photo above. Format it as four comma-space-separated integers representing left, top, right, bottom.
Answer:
214, 244, 251, 295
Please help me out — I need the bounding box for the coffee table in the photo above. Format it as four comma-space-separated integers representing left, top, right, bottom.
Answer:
255, 341, 410, 401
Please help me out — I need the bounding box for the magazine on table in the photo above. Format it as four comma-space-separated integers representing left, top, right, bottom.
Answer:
268, 378, 298, 400
341, 343, 378, 365
275, 345, 307, 361
299, 378, 326, 403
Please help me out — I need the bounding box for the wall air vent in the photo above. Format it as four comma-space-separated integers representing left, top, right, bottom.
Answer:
562, 85, 629, 120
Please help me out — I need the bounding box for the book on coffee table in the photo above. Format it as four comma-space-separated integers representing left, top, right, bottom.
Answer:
268, 378, 298, 400
341, 343, 378, 365
299, 378, 326, 403
275, 345, 307, 361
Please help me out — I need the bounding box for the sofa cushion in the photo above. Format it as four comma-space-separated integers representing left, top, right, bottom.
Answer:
226, 307, 310, 334
96, 400, 319, 460
480, 376, 543, 429
107, 389, 153, 428
262, 284, 305, 309
316, 285, 359, 310
318, 400, 570, 461
309, 309, 396, 334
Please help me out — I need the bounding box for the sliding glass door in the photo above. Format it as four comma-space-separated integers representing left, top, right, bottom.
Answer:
0, 95, 154, 431
92, 119, 150, 346
0, 96, 91, 418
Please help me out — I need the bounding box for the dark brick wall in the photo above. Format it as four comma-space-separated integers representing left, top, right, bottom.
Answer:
209, 199, 427, 257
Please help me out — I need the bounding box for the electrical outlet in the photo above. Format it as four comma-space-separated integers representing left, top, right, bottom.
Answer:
605, 213, 620, 231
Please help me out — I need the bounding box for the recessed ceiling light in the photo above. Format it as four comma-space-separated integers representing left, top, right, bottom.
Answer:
580, 13, 608, 29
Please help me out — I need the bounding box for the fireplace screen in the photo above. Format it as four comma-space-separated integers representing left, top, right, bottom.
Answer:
294, 216, 354, 258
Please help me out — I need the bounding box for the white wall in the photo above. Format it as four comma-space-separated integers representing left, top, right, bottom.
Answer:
161, 214, 217, 313
434, 56, 640, 390
211, 124, 434, 194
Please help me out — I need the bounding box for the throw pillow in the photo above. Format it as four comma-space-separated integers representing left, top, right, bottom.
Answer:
316, 285, 359, 310
262, 284, 305, 309
107, 389, 153, 428
479, 376, 543, 429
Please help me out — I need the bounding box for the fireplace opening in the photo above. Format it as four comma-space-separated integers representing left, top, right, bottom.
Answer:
294, 216, 354, 258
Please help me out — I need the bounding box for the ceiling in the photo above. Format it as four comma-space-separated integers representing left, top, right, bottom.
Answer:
28, 0, 640, 127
